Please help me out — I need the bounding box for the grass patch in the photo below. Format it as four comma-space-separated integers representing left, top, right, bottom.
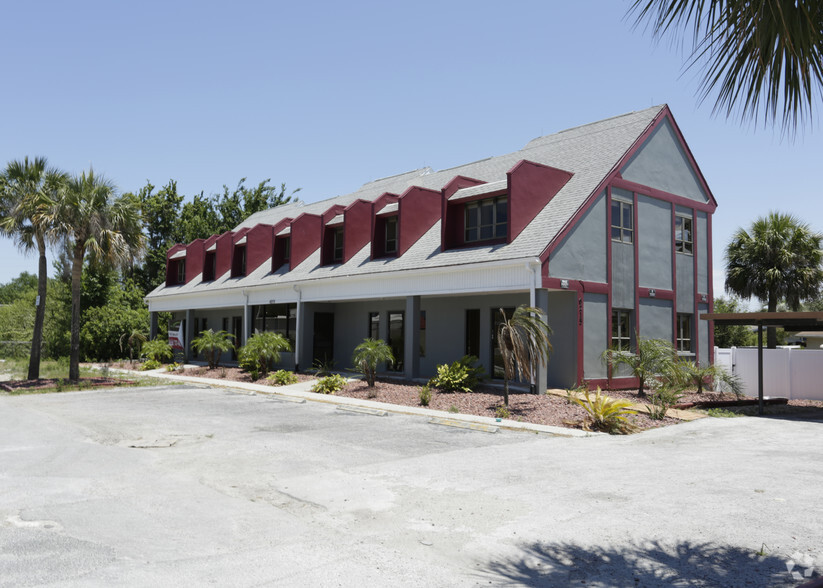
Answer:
706, 407, 744, 418
0, 358, 162, 395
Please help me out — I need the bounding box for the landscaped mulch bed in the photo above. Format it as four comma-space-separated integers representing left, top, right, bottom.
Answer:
182, 366, 316, 385
336, 379, 680, 432
0, 377, 135, 394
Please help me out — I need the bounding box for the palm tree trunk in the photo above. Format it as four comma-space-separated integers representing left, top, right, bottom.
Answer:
68, 246, 84, 382
503, 379, 510, 407
27, 239, 48, 380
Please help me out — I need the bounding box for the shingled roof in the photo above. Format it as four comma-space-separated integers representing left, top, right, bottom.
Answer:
147, 105, 666, 298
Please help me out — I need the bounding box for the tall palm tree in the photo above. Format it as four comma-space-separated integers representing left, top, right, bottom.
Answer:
629, 0, 823, 132
51, 168, 144, 381
725, 212, 823, 348
0, 157, 67, 380
496, 305, 552, 407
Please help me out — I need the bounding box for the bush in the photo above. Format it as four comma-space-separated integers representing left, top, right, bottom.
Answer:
238, 332, 290, 377
647, 385, 683, 420
191, 329, 235, 369
311, 374, 347, 394
429, 355, 484, 393
495, 405, 511, 419
142, 339, 173, 363
352, 338, 394, 386
572, 387, 637, 434
418, 384, 432, 406
268, 369, 298, 386
141, 359, 161, 371
79, 305, 149, 361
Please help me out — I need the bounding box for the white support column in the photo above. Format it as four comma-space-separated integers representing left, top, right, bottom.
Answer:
185, 309, 194, 362
535, 289, 549, 395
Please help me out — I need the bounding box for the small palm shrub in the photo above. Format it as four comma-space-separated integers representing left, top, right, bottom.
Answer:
142, 339, 173, 364
191, 329, 235, 369
572, 387, 637, 434
429, 355, 485, 392
677, 360, 743, 397
495, 405, 511, 419
311, 373, 347, 394
238, 332, 291, 378
120, 329, 147, 362
601, 336, 678, 397
141, 359, 161, 371
352, 338, 394, 387
647, 384, 683, 420
418, 384, 432, 406
309, 357, 336, 377
268, 369, 299, 386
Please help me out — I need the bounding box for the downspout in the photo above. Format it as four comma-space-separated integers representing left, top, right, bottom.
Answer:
293, 285, 302, 371
527, 259, 541, 393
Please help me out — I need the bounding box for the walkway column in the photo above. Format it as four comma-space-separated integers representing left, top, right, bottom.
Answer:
185, 309, 194, 362
535, 289, 549, 395
404, 296, 420, 380
295, 300, 303, 372
243, 304, 252, 347
149, 312, 158, 340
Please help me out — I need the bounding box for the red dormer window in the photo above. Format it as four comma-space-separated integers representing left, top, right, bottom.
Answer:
385, 216, 398, 254
203, 251, 216, 281
465, 196, 508, 242
231, 245, 246, 277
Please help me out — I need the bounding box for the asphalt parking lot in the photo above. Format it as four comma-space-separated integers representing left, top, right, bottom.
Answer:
1, 384, 821, 587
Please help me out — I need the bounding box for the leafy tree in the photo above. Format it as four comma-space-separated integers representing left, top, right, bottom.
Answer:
712, 297, 756, 347
629, 0, 823, 132
191, 329, 236, 369
496, 305, 553, 407
213, 178, 299, 233
352, 338, 394, 386
602, 336, 678, 398
178, 191, 221, 244
51, 169, 144, 380
725, 212, 823, 348
79, 305, 148, 361
0, 157, 68, 379
132, 180, 183, 293
0, 272, 37, 304
237, 331, 291, 377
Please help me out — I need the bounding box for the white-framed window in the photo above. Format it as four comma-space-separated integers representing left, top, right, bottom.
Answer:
385, 216, 397, 254
676, 313, 692, 352
612, 309, 632, 350
675, 215, 693, 254
611, 200, 633, 244
465, 196, 507, 242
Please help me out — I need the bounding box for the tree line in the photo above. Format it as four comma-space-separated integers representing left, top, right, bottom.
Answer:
0, 155, 297, 381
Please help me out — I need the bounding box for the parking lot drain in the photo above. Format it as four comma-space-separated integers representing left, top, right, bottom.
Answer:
336, 406, 388, 417
428, 417, 499, 433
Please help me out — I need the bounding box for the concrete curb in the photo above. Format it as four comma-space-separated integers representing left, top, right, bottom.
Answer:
100, 366, 597, 438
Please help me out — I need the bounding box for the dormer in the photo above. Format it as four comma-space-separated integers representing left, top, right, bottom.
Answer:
342, 199, 372, 263
506, 160, 573, 241
230, 228, 251, 278
165, 244, 187, 286
242, 224, 274, 276
442, 178, 503, 250
321, 205, 347, 266
396, 186, 441, 256
371, 193, 400, 259
289, 213, 323, 269
271, 217, 294, 271
202, 235, 220, 281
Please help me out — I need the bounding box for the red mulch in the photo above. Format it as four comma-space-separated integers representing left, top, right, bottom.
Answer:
182, 366, 316, 385
1, 377, 134, 393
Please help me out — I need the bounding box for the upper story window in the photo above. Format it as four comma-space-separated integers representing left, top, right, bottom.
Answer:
385, 216, 398, 254
203, 251, 216, 281
675, 215, 693, 254
332, 227, 344, 262
176, 259, 186, 284
465, 196, 507, 242
611, 200, 633, 244
232, 245, 246, 277
612, 309, 632, 351
676, 314, 692, 352
282, 236, 291, 262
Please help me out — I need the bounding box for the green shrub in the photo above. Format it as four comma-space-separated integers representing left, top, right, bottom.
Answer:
79, 305, 149, 361
706, 407, 743, 418
141, 359, 161, 371
268, 369, 299, 386
191, 329, 235, 369
418, 384, 432, 406
311, 374, 347, 394
429, 355, 484, 393
495, 405, 511, 419
572, 387, 637, 434
647, 385, 683, 420
309, 357, 336, 377
142, 339, 173, 363
448, 405, 459, 413
352, 338, 394, 386
238, 332, 291, 377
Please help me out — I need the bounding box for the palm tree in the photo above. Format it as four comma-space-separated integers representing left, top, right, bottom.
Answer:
0, 157, 67, 380
496, 305, 552, 407
602, 336, 678, 398
725, 212, 823, 348
51, 168, 144, 381
191, 329, 236, 369
238, 331, 290, 376
629, 1, 823, 132
352, 338, 394, 387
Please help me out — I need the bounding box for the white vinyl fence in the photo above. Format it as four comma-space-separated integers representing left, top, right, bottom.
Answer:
714, 347, 823, 401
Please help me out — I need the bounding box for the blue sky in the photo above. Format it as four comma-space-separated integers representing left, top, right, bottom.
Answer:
1, 0, 821, 303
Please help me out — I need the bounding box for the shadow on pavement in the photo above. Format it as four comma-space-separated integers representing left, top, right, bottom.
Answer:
478, 539, 817, 587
